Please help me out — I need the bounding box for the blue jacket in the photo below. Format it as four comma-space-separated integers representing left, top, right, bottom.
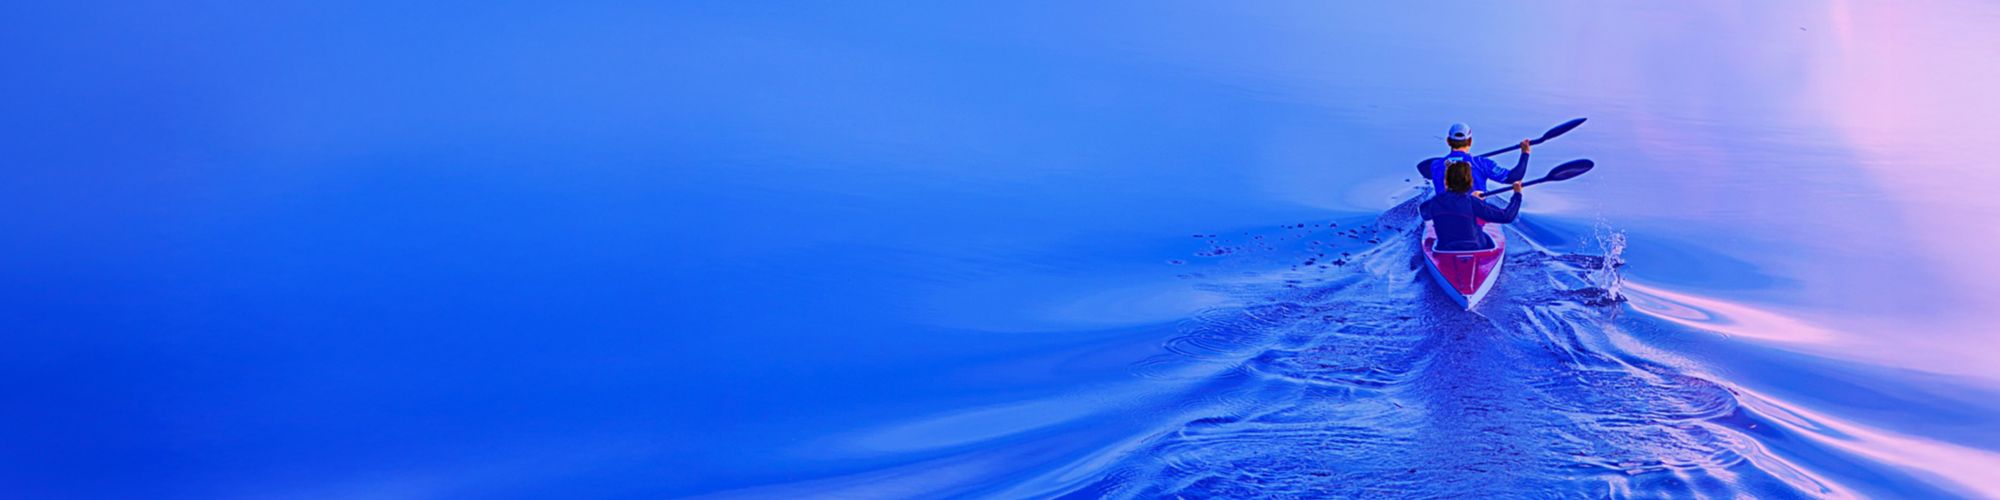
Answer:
1428, 151, 1528, 195
1420, 191, 1521, 251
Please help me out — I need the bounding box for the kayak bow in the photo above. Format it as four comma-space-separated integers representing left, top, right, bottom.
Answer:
1421, 221, 1506, 309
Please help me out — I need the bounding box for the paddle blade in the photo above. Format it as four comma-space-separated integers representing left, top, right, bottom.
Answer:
1478, 158, 1595, 197
1538, 117, 1587, 141
1416, 157, 1437, 179
1544, 158, 1595, 181
1476, 117, 1588, 158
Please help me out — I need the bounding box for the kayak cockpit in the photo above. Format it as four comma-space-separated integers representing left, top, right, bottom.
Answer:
1421, 222, 1507, 309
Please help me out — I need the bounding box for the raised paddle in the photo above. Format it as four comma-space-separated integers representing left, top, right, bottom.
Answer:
1477, 158, 1594, 197
1415, 117, 1588, 178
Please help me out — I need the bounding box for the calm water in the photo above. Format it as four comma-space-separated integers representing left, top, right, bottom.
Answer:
6, 1, 2000, 498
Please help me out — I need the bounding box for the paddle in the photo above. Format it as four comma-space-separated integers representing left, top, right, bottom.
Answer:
1415, 117, 1588, 178
1477, 159, 1594, 198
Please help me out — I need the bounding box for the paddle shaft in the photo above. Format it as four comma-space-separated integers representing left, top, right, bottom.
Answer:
1416, 118, 1585, 178
1476, 158, 1595, 197
1477, 177, 1555, 198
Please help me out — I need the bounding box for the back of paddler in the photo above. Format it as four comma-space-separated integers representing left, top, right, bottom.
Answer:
1421, 161, 1524, 251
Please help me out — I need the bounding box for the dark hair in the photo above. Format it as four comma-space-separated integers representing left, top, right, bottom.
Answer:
1445, 161, 1473, 193
1448, 137, 1471, 149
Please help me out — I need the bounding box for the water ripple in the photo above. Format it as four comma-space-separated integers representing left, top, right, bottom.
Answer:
731, 196, 1979, 499
1072, 196, 1836, 498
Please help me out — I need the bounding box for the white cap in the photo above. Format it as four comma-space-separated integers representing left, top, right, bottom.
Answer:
1447, 123, 1472, 141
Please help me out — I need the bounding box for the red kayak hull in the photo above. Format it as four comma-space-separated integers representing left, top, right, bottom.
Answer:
1422, 221, 1506, 309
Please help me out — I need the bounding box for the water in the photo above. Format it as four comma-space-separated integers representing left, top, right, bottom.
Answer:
5, 1, 1999, 498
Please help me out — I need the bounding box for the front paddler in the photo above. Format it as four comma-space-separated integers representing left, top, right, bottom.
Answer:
1427, 122, 1533, 196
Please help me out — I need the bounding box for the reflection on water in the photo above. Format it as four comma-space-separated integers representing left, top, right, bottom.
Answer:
4, 0, 1997, 498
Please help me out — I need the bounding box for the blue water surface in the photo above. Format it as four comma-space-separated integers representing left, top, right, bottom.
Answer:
6, 1, 2000, 498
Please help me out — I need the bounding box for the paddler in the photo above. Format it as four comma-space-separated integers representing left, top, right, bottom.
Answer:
1421, 161, 1524, 251
1427, 123, 1533, 196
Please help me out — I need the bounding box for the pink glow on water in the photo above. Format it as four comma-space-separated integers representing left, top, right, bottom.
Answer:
1623, 281, 1838, 345
1625, 277, 2000, 380
1800, 1, 2000, 377
1735, 386, 2000, 497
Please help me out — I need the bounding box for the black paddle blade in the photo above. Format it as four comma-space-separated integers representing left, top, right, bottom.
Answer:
1477, 117, 1589, 157
1416, 158, 1436, 179
1478, 158, 1594, 197
1545, 158, 1595, 180
1539, 117, 1588, 141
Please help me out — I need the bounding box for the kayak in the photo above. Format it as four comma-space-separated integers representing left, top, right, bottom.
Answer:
1421, 221, 1506, 309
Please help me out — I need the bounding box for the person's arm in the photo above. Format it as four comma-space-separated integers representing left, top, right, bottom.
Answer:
1487, 139, 1530, 183
1419, 199, 1435, 221
1477, 157, 1509, 186
1475, 182, 1524, 223
1507, 150, 1530, 183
